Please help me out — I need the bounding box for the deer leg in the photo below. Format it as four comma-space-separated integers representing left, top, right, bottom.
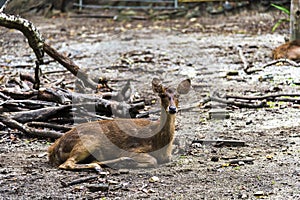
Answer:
58, 143, 102, 172
59, 161, 102, 172
58, 143, 157, 170
58, 143, 137, 170
130, 153, 158, 168
93, 157, 138, 169
96, 154, 157, 168
151, 144, 173, 164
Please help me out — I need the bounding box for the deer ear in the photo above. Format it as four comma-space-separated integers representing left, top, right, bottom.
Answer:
177, 79, 191, 94
152, 78, 164, 93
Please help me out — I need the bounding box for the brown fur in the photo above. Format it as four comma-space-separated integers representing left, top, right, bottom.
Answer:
48, 78, 191, 170
272, 40, 300, 60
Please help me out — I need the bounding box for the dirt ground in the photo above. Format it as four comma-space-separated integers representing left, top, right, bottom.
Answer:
1, 8, 300, 199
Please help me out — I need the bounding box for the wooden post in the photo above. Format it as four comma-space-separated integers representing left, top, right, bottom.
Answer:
290, 0, 300, 40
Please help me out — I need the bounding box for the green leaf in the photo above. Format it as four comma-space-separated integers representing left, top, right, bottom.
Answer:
271, 4, 290, 15
272, 18, 290, 32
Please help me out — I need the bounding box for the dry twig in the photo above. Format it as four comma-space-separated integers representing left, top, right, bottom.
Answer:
261, 58, 300, 68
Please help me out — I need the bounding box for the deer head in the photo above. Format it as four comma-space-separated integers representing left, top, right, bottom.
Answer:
152, 78, 191, 114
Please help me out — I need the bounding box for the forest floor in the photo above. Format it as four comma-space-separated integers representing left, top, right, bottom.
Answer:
1, 8, 300, 199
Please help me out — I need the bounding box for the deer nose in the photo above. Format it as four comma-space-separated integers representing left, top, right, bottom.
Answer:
168, 105, 177, 114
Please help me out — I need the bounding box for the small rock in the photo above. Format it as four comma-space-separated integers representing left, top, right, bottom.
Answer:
0, 168, 9, 174
266, 155, 273, 160
223, 1, 233, 10
142, 188, 148, 193
238, 161, 245, 166
99, 171, 109, 177
238, 193, 248, 199
148, 188, 156, 193
245, 119, 253, 125
254, 191, 265, 197
293, 79, 300, 85
107, 180, 119, 185
37, 153, 48, 158
211, 156, 219, 162
191, 143, 202, 148
189, 18, 197, 22
73, 185, 85, 191
226, 71, 239, 76
149, 176, 160, 183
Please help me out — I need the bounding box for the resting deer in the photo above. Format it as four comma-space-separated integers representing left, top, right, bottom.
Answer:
272, 40, 300, 60
48, 78, 191, 171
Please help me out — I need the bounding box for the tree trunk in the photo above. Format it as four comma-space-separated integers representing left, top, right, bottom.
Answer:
290, 0, 300, 40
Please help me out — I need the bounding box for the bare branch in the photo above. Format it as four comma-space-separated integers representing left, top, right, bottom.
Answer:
0, 12, 44, 62
261, 58, 300, 68
226, 93, 300, 101
0, 0, 11, 13
43, 43, 98, 89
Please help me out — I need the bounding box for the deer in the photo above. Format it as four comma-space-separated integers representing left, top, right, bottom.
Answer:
48, 78, 191, 171
272, 40, 300, 60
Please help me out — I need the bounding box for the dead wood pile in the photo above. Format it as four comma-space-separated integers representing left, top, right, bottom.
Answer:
0, 11, 150, 139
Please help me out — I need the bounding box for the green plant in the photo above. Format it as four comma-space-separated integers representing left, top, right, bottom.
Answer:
271, 3, 290, 32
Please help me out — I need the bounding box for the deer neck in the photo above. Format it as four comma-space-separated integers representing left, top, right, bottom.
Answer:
154, 107, 176, 145
160, 109, 175, 132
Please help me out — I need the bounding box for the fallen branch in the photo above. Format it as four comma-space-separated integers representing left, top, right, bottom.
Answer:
60, 175, 99, 187
226, 93, 300, 101
26, 121, 72, 132
9, 105, 72, 123
205, 92, 300, 109
210, 95, 267, 108
243, 59, 300, 75
237, 46, 249, 71
1, 86, 143, 119
0, 115, 63, 139
0, 92, 11, 100
1, 99, 57, 109
0, 89, 38, 100
38, 88, 71, 104
261, 58, 300, 68
192, 139, 246, 147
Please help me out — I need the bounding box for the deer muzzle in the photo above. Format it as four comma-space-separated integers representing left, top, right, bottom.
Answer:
168, 105, 177, 114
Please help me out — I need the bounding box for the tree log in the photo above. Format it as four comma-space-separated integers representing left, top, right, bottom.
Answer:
26, 121, 72, 132
0, 115, 63, 139
9, 105, 72, 123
